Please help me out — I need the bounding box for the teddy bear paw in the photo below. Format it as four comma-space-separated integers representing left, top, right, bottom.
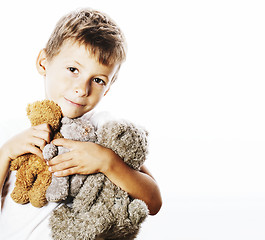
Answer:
128, 199, 149, 225
46, 176, 69, 202
43, 143, 58, 161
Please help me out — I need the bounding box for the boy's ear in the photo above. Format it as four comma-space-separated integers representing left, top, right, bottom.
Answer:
36, 49, 48, 76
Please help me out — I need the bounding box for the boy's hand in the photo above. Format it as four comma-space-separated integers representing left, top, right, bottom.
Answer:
2, 123, 52, 161
47, 138, 111, 177
48, 139, 162, 216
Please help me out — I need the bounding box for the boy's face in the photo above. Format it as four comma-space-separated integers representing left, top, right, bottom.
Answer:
37, 40, 119, 118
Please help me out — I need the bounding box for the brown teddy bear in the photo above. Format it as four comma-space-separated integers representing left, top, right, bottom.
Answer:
10, 100, 63, 208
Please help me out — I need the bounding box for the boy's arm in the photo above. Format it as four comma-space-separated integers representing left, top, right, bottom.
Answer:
0, 124, 52, 194
48, 138, 162, 215
0, 149, 10, 195
103, 152, 162, 215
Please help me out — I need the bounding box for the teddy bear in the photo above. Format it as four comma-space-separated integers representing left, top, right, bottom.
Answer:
43, 115, 97, 202
10, 100, 63, 208
49, 120, 149, 240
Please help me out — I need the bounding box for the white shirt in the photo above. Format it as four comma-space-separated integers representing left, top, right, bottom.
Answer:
0, 111, 113, 240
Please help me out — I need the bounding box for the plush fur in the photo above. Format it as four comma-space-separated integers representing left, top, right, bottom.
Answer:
43, 115, 97, 202
49, 120, 149, 240
10, 100, 62, 207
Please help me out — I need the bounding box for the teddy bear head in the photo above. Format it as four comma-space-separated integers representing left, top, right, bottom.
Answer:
26, 100, 62, 132
97, 121, 149, 170
60, 116, 97, 142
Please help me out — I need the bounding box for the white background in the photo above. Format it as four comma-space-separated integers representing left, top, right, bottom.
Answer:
0, 0, 265, 239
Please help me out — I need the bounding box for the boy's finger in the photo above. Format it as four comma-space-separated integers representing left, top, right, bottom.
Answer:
32, 130, 52, 144
33, 123, 51, 132
48, 159, 78, 173
53, 167, 79, 177
47, 151, 72, 166
27, 144, 44, 160
31, 136, 47, 150
52, 138, 76, 148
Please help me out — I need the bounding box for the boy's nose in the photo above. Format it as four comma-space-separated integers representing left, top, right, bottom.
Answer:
74, 81, 89, 97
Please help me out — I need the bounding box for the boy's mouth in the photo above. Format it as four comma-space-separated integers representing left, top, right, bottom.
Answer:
64, 97, 85, 107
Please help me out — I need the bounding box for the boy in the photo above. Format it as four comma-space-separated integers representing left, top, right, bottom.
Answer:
0, 8, 162, 239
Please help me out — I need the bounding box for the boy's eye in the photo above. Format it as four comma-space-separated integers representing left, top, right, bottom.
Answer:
93, 78, 105, 85
68, 67, 79, 74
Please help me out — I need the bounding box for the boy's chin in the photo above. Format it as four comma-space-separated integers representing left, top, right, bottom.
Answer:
61, 110, 84, 119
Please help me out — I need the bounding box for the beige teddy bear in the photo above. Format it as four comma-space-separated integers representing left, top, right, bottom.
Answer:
10, 100, 62, 207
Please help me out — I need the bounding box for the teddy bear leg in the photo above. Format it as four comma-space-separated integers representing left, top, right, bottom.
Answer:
50, 204, 101, 240
11, 162, 34, 204
28, 169, 52, 207
46, 174, 70, 202
50, 204, 113, 240
49, 205, 75, 240
75, 203, 114, 240
69, 174, 88, 197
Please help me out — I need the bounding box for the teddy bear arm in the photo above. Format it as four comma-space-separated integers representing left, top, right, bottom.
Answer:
103, 198, 147, 240
28, 169, 51, 207
10, 154, 30, 171
102, 189, 147, 239
70, 174, 88, 197
43, 143, 58, 161
128, 199, 149, 225
46, 174, 69, 202
105, 199, 148, 239
46, 146, 70, 202
72, 173, 105, 212
10, 161, 33, 204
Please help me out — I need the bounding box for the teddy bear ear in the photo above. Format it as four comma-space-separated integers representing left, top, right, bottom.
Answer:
144, 129, 149, 138
26, 103, 32, 116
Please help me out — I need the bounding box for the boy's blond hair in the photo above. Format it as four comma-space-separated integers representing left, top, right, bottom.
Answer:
45, 8, 126, 77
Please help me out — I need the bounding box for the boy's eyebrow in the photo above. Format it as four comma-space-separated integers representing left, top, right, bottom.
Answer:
100, 74, 109, 80
74, 60, 83, 68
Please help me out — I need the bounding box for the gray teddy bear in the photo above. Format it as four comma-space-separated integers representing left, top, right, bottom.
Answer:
47, 119, 149, 240
43, 115, 97, 202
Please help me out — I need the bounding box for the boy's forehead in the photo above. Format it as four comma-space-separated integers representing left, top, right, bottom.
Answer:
58, 40, 118, 68
59, 40, 97, 61
55, 40, 119, 76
